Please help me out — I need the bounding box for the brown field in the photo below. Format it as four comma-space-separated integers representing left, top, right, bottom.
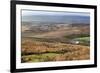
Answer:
21, 38, 90, 63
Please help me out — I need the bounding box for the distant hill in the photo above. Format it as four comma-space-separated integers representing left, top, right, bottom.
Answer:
22, 15, 90, 24
22, 21, 89, 36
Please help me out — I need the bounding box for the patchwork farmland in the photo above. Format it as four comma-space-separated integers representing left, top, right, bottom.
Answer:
21, 22, 90, 63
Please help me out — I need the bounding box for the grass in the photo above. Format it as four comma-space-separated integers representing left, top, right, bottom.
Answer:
74, 37, 90, 46
22, 53, 59, 62
63, 34, 90, 46
75, 37, 90, 41
64, 34, 90, 39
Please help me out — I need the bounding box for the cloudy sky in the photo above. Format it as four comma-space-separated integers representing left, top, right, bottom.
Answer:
21, 10, 90, 24
22, 10, 90, 16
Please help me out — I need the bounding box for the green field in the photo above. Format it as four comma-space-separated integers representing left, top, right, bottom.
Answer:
64, 34, 90, 46
75, 37, 89, 41
22, 53, 60, 62
74, 37, 90, 46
